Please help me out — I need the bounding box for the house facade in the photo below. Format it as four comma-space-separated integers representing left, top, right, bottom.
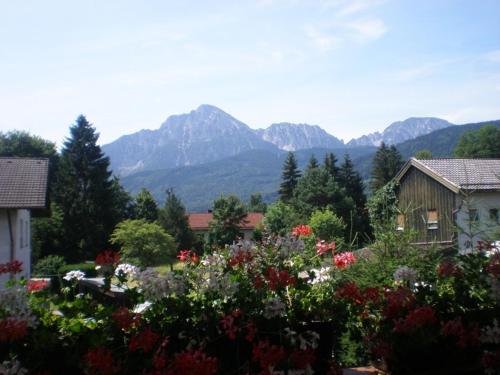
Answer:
394, 158, 500, 252
0, 158, 49, 287
188, 212, 264, 243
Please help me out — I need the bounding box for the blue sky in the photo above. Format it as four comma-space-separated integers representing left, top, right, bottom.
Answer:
1, 0, 499, 146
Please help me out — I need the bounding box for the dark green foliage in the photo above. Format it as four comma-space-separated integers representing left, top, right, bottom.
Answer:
247, 192, 267, 213
33, 255, 66, 276
31, 203, 65, 262
264, 201, 300, 236
209, 195, 247, 246
414, 149, 432, 159
54, 115, 120, 261
367, 181, 399, 237
306, 154, 319, 170
59, 262, 98, 278
292, 167, 355, 222
110, 177, 136, 221
338, 154, 371, 243
454, 124, 500, 158
134, 188, 158, 222
279, 151, 301, 202
309, 209, 345, 242
323, 152, 339, 178
0, 130, 57, 159
370, 142, 404, 192
158, 188, 195, 250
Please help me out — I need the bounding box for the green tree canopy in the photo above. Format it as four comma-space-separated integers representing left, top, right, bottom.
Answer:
306, 154, 319, 171
209, 195, 247, 246
323, 152, 339, 179
279, 152, 301, 202
158, 188, 195, 250
454, 125, 500, 158
309, 209, 345, 242
247, 192, 267, 213
134, 188, 158, 222
263, 201, 300, 236
414, 149, 433, 159
370, 142, 404, 192
111, 219, 176, 268
0, 130, 57, 159
292, 167, 354, 221
54, 115, 121, 260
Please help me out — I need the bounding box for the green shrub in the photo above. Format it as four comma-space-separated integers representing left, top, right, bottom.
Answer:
309, 209, 345, 242
59, 262, 97, 277
33, 255, 66, 276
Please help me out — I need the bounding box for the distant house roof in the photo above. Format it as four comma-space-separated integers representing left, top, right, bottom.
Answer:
395, 158, 500, 193
188, 212, 264, 231
0, 157, 49, 209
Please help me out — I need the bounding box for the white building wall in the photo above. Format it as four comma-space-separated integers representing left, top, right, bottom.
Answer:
456, 192, 500, 253
0, 209, 31, 288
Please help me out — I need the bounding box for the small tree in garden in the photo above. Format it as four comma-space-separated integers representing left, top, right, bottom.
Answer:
309, 209, 345, 242
111, 219, 176, 268
454, 124, 500, 158
159, 188, 195, 250
209, 195, 247, 245
264, 200, 300, 236
247, 192, 267, 213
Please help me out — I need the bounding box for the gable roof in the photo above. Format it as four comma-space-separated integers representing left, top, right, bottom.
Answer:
188, 212, 264, 231
0, 157, 49, 209
395, 158, 500, 193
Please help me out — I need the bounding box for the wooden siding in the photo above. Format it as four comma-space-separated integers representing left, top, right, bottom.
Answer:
397, 166, 457, 244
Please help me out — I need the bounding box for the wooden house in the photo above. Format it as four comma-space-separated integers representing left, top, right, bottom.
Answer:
394, 158, 500, 252
0, 158, 49, 288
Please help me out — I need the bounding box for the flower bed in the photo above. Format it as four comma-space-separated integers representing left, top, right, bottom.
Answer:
1, 227, 499, 374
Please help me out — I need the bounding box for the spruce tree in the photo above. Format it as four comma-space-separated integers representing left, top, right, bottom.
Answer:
158, 188, 195, 250
247, 192, 267, 213
323, 152, 339, 179
370, 142, 404, 191
279, 152, 301, 202
134, 188, 158, 222
306, 154, 319, 170
55, 115, 117, 260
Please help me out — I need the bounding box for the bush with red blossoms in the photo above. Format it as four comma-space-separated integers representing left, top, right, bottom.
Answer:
333, 252, 356, 269
291, 224, 313, 238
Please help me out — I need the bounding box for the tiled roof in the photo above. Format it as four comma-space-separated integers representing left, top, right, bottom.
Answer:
188, 212, 264, 231
0, 157, 49, 208
398, 158, 500, 191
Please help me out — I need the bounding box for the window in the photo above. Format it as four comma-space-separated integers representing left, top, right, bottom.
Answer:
396, 213, 405, 231
490, 208, 499, 223
427, 209, 438, 230
469, 209, 479, 222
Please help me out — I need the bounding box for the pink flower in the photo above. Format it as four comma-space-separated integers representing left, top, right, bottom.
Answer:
333, 252, 356, 269
27, 279, 49, 293
316, 240, 335, 256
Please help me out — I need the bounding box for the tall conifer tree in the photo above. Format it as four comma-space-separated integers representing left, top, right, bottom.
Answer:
134, 188, 158, 222
323, 152, 339, 179
306, 154, 319, 170
279, 152, 301, 202
159, 188, 195, 250
370, 142, 404, 191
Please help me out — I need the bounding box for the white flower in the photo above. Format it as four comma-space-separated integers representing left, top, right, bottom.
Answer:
133, 301, 152, 314
264, 297, 286, 319
115, 263, 139, 279
137, 269, 186, 301
63, 270, 85, 281
309, 267, 331, 285
393, 266, 418, 285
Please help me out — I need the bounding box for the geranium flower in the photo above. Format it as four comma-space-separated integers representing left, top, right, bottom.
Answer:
168, 349, 218, 375
26, 279, 49, 293
316, 240, 335, 256
0, 318, 28, 342
336, 282, 364, 305
63, 270, 85, 281
0, 260, 23, 274
128, 326, 159, 353
333, 252, 356, 269
85, 347, 120, 375
252, 340, 286, 370
291, 224, 313, 237
437, 259, 461, 277
393, 305, 437, 334
112, 307, 141, 331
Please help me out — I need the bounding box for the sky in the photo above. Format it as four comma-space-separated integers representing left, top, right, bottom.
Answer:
1, 0, 500, 146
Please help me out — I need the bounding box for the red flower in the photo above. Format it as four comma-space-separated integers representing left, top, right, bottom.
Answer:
264, 267, 296, 290
220, 315, 238, 340
0, 260, 23, 274
112, 307, 141, 331
27, 279, 49, 293
291, 224, 313, 237
441, 318, 480, 348
128, 326, 160, 353
85, 347, 120, 375
291, 349, 316, 369
382, 287, 415, 319
437, 259, 462, 278
177, 250, 192, 262
95, 250, 120, 266
0, 318, 28, 342
245, 321, 257, 342
228, 251, 253, 267
191, 253, 200, 264
253, 275, 264, 289
485, 253, 500, 277
333, 252, 356, 269
336, 282, 364, 305
167, 349, 218, 375
394, 305, 437, 334
363, 287, 381, 305
252, 340, 286, 372
316, 240, 335, 256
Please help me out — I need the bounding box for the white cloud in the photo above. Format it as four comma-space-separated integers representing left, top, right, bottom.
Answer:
347, 18, 387, 41
304, 25, 341, 52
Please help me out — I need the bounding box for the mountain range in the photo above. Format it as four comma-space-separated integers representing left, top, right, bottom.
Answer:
102, 105, 453, 176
